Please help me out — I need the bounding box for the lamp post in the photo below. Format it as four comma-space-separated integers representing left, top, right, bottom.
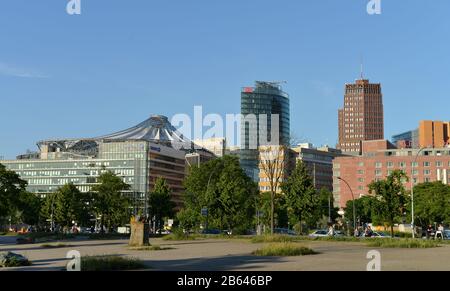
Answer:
411, 147, 426, 239
204, 166, 218, 231
337, 177, 356, 234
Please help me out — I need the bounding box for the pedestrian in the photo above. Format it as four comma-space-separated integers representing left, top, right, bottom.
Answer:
327, 224, 335, 237
426, 224, 433, 239
436, 224, 444, 239
354, 227, 360, 237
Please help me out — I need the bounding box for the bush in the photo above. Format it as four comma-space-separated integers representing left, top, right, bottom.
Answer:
252, 243, 317, 256
162, 228, 199, 241
251, 235, 297, 243
365, 238, 439, 248
0, 252, 31, 267
81, 256, 146, 271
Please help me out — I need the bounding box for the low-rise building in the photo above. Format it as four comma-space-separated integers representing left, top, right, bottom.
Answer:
333, 139, 450, 209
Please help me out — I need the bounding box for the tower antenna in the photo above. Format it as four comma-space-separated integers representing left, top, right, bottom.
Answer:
360, 56, 364, 80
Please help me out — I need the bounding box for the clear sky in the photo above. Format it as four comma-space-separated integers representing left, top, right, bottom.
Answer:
1, 0, 450, 159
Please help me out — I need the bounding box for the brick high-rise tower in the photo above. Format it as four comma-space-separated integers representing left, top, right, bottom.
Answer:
338, 78, 384, 154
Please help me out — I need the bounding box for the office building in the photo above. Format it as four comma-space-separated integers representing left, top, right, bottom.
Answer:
419, 120, 450, 148
1, 115, 213, 211
240, 81, 290, 180
193, 137, 226, 157
333, 139, 450, 209
292, 144, 344, 191
338, 78, 384, 154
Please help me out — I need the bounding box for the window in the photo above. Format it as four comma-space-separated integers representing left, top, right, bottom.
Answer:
424, 169, 431, 175
358, 178, 364, 182
387, 162, 394, 168
399, 162, 406, 168
411, 162, 418, 168
412, 169, 419, 176
436, 161, 443, 167
375, 170, 382, 176
375, 162, 382, 168
358, 170, 365, 175
424, 161, 430, 167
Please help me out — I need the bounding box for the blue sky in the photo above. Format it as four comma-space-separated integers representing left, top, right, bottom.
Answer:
1, 0, 450, 158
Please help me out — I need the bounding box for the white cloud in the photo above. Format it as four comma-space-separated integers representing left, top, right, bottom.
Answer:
0, 62, 49, 78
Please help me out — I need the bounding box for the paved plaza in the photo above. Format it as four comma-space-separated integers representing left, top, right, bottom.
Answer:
1, 236, 449, 271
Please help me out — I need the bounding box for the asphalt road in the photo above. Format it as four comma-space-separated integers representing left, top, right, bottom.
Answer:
1, 236, 449, 271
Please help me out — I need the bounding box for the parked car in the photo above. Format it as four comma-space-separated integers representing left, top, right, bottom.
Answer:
201, 229, 222, 235
361, 231, 391, 238
308, 230, 329, 238
444, 230, 450, 240
274, 228, 297, 236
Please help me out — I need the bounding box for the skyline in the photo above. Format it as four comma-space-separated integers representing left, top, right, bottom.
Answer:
2, 1, 450, 159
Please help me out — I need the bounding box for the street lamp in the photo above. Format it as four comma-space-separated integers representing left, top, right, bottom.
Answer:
337, 177, 356, 235
411, 147, 427, 239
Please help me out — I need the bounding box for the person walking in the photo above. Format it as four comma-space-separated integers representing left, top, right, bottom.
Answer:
436, 224, 444, 239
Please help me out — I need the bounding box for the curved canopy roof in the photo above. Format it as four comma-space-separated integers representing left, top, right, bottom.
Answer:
37, 115, 193, 151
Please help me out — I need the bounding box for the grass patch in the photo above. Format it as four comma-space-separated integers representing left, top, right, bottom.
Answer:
298, 236, 361, 242
41, 243, 71, 248
81, 255, 146, 271
251, 235, 297, 243
162, 233, 200, 241
128, 245, 174, 251
252, 243, 317, 256
365, 238, 440, 248
0, 232, 17, 236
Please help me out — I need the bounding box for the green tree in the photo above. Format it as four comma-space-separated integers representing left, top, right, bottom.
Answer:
52, 183, 91, 228
313, 188, 339, 228
410, 182, 450, 226
368, 170, 409, 237
0, 163, 27, 219
281, 161, 318, 234
177, 208, 201, 232
345, 195, 384, 226
15, 191, 42, 226
149, 177, 175, 233
91, 171, 131, 232
258, 192, 288, 232
183, 155, 258, 233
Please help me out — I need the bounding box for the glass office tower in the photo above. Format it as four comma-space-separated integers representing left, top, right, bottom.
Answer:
240, 81, 290, 180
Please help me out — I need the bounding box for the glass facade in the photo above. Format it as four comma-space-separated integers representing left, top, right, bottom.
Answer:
240, 81, 290, 180
1, 140, 187, 213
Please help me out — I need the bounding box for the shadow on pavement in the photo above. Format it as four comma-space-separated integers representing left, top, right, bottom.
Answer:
142, 254, 287, 271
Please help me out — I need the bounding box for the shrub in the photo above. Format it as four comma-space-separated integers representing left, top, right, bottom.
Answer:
251, 235, 297, 243
252, 243, 317, 256
365, 238, 439, 248
162, 228, 199, 241
0, 252, 31, 268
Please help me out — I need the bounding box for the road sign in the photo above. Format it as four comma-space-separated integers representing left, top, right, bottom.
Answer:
201, 207, 208, 216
